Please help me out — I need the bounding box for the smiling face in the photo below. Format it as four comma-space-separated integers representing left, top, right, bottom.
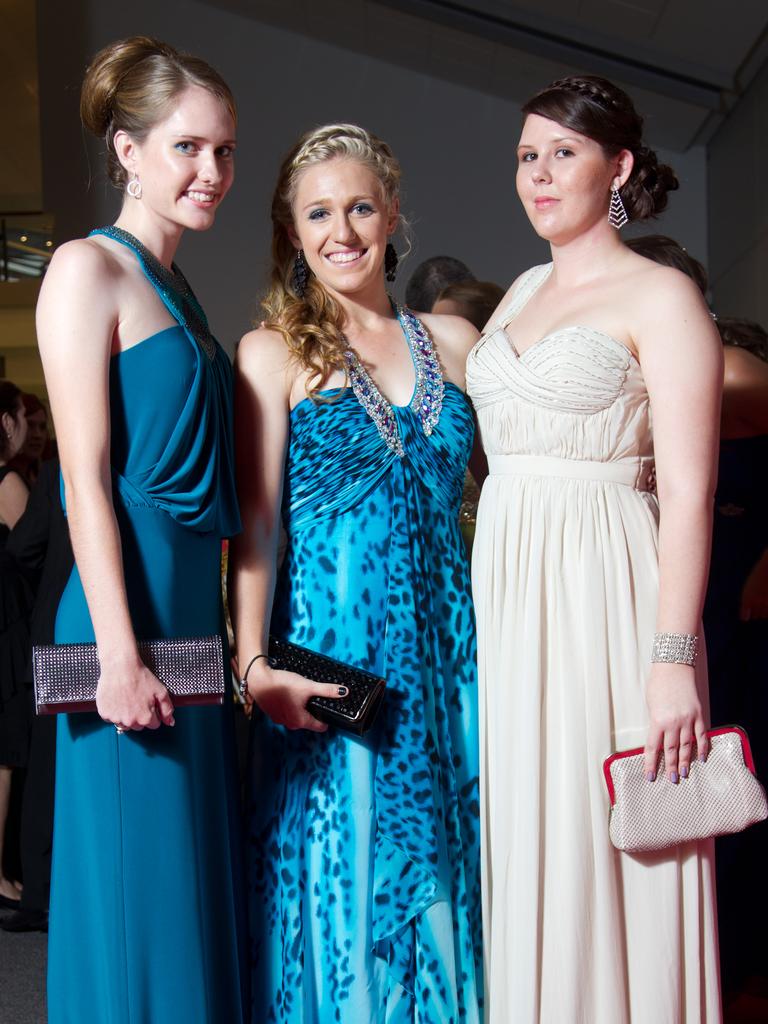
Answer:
115, 84, 236, 233
289, 157, 398, 299
516, 113, 631, 246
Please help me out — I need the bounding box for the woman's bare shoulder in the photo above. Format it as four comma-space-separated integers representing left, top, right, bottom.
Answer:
46, 236, 125, 284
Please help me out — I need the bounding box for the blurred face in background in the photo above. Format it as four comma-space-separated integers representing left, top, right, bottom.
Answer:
23, 407, 48, 460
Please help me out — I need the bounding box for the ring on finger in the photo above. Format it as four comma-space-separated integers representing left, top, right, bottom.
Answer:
115, 725, 125, 735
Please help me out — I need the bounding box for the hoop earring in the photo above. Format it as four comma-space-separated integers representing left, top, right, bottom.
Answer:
608, 185, 628, 229
291, 249, 310, 298
126, 174, 142, 200
384, 242, 398, 282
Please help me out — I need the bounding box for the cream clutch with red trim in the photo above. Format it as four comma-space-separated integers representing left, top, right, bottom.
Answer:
603, 726, 767, 853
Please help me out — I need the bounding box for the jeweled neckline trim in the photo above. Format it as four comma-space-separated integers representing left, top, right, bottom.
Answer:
343, 306, 445, 457
91, 225, 215, 361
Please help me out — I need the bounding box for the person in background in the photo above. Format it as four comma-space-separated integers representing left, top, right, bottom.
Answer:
625, 233, 709, 296
9, 394, 51, 488
36, 36, 245, 1022
230, 123, 483, 1023
2, 456, 73, 933
432, 279, 505, 332
404, 253, 474, 313
468, 75, 722, 1022
432, 281, 502, 548
704, 315, 768, 1005
0, 380, 31, 912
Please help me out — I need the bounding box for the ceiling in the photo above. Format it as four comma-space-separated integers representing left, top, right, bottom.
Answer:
373, 0, 768, 147
209, 0, 768, 149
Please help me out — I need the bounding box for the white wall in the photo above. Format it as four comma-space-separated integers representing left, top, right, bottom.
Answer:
38, 0, 709, 353
708, 59, 768, 323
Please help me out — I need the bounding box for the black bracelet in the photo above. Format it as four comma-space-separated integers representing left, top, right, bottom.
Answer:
238, 653, 272, 701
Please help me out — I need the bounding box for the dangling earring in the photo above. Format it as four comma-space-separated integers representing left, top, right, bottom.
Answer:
291, 249, 309, 298
384, 242, 398, 282
126, 173, 142, 200
608, 184, 628, 229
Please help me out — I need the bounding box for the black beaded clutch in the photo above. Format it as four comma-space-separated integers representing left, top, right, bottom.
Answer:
32, 635, 226, 714
268, 635, 386, 735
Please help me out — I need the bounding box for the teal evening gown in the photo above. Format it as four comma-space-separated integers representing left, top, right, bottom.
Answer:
248, 308, 483, 1023
47, 228, 246, 1024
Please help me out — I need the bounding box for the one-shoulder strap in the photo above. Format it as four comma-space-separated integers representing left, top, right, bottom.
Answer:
496, 263, 553, 328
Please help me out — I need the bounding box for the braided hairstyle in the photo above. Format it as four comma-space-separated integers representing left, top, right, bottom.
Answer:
261, 123, 408, 401
80, 36, 236, 189
521, 75, 678, 221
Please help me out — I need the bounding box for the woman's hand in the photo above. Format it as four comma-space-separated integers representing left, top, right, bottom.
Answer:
96, 655, 176, 732
740, 549, 768, 621
644, 662, 708, 783
245, 661, 348, 733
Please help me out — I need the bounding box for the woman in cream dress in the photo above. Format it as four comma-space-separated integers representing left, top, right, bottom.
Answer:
467, 76, 722, 1023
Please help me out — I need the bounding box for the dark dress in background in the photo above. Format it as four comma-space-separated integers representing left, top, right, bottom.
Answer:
704, 434, 768, 993
6, 458, 73, 916
0, 464, 33, 771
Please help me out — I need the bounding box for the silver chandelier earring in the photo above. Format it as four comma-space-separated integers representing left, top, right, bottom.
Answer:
608, 184, 628, 229
126, 174, 143, 200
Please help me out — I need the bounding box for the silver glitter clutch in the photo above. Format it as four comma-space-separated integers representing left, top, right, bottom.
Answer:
603, 726, 768, 853
33, 635, 226, 714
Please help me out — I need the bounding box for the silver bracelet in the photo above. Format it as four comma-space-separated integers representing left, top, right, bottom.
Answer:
651, 632, 698, 667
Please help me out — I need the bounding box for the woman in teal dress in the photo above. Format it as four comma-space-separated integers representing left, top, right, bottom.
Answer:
230, 124, 484, 1022
36, 38, 245, 1023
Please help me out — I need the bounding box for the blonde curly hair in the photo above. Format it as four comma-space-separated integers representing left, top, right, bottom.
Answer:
261, 123, 407, 400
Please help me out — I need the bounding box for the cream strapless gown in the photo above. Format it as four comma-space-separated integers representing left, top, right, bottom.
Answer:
467, 263, 721, 1024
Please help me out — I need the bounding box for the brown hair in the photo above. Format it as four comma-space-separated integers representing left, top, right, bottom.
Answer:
521, 75, 678, 222
80, 36, 236, 189
435, 280, 505, 332
261, 123, 407, 400
0, 380, 22, 461
625, 235, 708, 295
716, 317, 768, 362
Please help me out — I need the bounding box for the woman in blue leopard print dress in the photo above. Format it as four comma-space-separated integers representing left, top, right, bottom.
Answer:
230, 124, 484, 1023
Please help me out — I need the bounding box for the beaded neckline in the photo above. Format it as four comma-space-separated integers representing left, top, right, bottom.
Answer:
90, 225, 215, 361
344, 305, 445, 457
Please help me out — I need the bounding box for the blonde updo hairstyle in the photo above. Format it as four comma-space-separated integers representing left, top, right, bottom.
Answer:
262, 123, 407, 401
80, 35, 236, 189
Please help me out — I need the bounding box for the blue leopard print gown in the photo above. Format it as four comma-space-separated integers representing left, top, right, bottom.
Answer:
248, 315, 483, 1024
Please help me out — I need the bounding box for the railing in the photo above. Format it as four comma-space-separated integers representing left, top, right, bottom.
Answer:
0, 212, 55, 281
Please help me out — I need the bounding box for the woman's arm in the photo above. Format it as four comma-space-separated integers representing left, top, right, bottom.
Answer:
36, 240, 173, 731
0, 472, 29, 529
228, 329, 345, 731
634, 268, 723, 782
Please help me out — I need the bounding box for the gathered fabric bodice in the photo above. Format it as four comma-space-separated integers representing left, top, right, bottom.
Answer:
467, 263, 655, 473
74, 229, 240, 537
283, 383, 471, 530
